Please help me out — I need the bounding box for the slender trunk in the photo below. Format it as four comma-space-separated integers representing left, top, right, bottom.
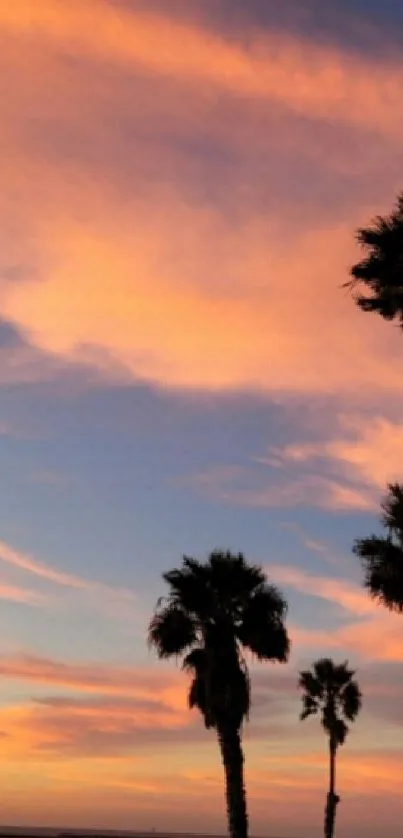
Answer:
325, 739, 339, 838
218, 726, 248, 838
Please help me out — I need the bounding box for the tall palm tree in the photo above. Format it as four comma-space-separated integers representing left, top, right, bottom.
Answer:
299, 658, 362, 838
353, 482, 403, 611
148, 550, 290, 838
347, 193, 403, 324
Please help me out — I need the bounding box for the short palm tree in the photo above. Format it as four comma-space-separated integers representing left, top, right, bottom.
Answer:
347, 193, 403, 324
148, 550, 290, 838
353, 482, 403, 611
299, 658, 362, 838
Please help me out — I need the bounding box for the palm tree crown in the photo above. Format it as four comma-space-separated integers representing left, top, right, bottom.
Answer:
299, 659, 361, 838
348, 193, 403, 324
149, 551, 289, 838
148, 550, 290, 729
353, 482, 403, 612
299, 658, 361, 746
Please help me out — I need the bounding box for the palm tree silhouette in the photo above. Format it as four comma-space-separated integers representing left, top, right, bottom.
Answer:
353, 482, 403, 611
299, 658, 362, 838
347, 193, 403, 324
148, 550, 290, 838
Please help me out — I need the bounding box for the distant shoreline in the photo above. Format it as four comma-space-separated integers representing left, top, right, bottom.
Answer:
0, 830, 285, 838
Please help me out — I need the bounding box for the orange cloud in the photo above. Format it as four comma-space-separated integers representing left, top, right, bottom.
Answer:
0, 696, 191, 762
280, 416, 403, 489
0, 582, 44, 606
181, 463, 376, 510
268, 564, 375, 616
249, 415, 403, 512
270, 563, 403, 662
0, 538, 98, 590
0, 656, 400, 833
0, 538, 135, 606
254, 750, 403, 797
0, 2, 403, 400
2, 212, 384, 395
338, 617, 403, 663
293, 615, 403, 663
3, 1, 403, 142
0, 653, 186, 706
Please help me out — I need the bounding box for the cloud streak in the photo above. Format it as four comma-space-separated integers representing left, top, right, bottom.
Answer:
4, 2, 403, 142
0, 539, 135, 602
269, 563, 403, 663
0, 582, 44, 607
268, 564, 375, 616
181, 462, 377, 511
0, 653, 184, 705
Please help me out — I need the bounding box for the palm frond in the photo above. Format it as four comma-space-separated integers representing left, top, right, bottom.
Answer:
238, 585, 289, 661
299, 658, 361, 748
333, 718, 348, 747
381, 483, 403, 533
299, 669, 323, 699
313, 658, 337, 687
207, 550, 266, 600
332, 661, 355, 689
342, 680, 362, 721
183, 647, 207, 673
148, 604, 197, 658
164, 558, 214, 618
354, 534, 403, 612
347, 193, 403, 325
300, 694, 319, 721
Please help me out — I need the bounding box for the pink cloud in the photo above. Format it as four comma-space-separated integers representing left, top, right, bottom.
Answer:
0, 539, 95, 590
279, 416, 403, 489
251, 415, 403, 512
0, 2, 403, 401
3, 2, 403, 142
268, 564, 375, 616
268, 563, 403, 663
0, 652, 182, 699
0, 538, 135, 603
0, 583, 44, 606
181, 465, 376, 511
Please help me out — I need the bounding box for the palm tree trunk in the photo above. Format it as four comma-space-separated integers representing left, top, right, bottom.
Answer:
325, 741, 339, 838
218, 726, 248, 838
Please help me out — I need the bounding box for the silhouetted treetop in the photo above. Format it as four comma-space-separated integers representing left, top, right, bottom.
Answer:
353, 482, 403, 613
348, 193, 403, 324
299, 657, 361, 838
148, 549, 290, 838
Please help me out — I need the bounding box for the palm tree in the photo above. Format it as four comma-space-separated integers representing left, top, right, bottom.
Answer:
148, 550, 290, 838
353, 482, 403, 611
347, 193, 403, 324
299, 658, 362, 838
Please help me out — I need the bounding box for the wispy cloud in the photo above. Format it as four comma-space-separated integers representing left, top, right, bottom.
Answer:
0, 695, 192, 760
0, 540, 92, 590
280, 415, 403, 488
268, 564, 374, 616
184, 413, 403, 512
268, 562, 403, 663
0, 583, 44, 607
0, 653, 183, 704
263, 415, 403, 510
180, 463, 376, 511
0, 539, 135, 602
3, 2, 403, 142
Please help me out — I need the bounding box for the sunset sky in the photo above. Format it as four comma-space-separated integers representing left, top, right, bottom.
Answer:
1, 1, 403, 836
